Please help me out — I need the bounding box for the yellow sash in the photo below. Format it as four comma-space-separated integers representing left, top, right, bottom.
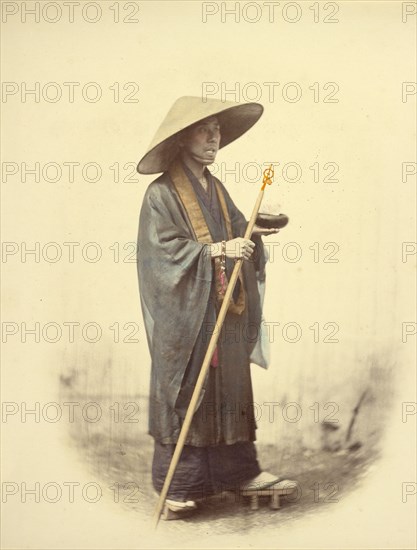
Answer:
169, 159, 245, 315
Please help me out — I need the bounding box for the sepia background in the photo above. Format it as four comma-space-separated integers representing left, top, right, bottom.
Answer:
1, 1, 416, 548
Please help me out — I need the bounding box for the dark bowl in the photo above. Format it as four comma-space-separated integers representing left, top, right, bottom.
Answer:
256, 213, 289, 229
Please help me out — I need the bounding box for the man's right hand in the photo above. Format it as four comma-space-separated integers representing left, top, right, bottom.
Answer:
209, 238, 255, 260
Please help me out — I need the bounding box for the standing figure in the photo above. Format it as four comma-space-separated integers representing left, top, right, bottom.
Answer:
137, 97, 292, 518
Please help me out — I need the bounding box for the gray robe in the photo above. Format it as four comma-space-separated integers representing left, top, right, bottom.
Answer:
137, 165, 267, 446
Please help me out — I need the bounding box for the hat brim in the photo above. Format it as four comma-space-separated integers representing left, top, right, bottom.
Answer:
137, 102, 264, 175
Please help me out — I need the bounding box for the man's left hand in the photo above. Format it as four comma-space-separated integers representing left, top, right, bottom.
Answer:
252, 224, 280, 237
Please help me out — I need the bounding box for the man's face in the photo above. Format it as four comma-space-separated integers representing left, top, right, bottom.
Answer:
179, 116, 221, 166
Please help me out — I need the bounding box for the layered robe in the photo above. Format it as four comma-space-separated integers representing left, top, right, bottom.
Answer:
137, 159, 268, 497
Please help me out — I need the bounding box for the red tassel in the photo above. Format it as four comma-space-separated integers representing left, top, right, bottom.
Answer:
211, 345, 219, 368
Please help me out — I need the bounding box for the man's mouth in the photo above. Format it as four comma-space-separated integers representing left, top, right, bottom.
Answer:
205, 147, 217, 154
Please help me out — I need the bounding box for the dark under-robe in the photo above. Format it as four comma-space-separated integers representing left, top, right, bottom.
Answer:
137, 159, 267, 448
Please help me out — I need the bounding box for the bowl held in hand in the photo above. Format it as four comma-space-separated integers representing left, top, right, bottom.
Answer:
256, 213, 289, 230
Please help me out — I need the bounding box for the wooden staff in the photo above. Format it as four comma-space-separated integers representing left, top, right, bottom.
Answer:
153, 166, 274, 528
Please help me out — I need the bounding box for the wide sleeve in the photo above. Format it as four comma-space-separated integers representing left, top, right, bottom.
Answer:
137, 180, 214, 409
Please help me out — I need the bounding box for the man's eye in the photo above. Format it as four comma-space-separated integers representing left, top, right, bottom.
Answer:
197, 125, 220, 134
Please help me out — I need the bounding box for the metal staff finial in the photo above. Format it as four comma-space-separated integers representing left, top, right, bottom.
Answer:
261, 165, 274, 190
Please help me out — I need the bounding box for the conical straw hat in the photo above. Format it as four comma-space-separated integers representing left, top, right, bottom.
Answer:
137, 96, 264, 174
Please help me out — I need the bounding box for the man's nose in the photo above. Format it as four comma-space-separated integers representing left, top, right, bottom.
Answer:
208, 129, 219, 142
